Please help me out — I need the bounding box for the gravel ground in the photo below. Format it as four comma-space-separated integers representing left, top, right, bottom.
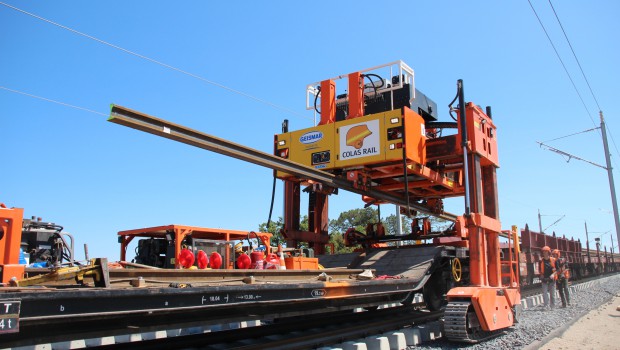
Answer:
410, 274, 620, 350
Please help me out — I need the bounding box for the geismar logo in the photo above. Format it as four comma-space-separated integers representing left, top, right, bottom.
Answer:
300, 131, 323, 144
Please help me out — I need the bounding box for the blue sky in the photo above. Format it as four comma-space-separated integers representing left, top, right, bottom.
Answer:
2, 1, 620, 260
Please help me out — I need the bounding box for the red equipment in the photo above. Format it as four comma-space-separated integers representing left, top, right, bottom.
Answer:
209, 252, 222, 269
264, 253, 280, 270
250, 251, 264, 270
196, 250, 209, 269
178, 248, 195, 269
236, 253, 251, 269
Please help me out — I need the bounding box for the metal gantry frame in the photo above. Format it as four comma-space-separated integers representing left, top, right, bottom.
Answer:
306, 61, 415, 112
306, 60, 415, 126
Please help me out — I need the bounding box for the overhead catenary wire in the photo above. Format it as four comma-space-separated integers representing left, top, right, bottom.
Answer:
526, 0, 597, 129
547, 0, 601, 112
528, 0, 620, 173
537, 141, 607, 170
0, 86, 107, 117
6, 1, 619, 173
546, 0, 620, 170
543, 214, 565, 232
0, 2, 313, 122
542, 127, 600, 144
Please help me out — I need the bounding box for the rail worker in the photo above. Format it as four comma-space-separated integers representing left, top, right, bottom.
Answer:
539, 246, 556, 310
552, 249, 571, 307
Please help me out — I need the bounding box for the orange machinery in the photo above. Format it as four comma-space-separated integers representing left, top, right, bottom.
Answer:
0, 203, 25, 284
274, 61, 520, 341
276, 61, 468, 253
118, 225, 272, 269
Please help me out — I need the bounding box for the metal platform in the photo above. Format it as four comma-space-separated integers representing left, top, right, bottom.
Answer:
317, 252, 361, 269
319, 245, 448, 279
0, 267, 428, 347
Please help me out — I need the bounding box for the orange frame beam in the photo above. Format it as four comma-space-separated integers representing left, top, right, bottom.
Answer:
319, 79, 336, 125
347, 72, 364, 119
0, 204, 25, 283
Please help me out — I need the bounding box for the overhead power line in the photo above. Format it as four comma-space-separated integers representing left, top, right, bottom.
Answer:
526, 0, 597, 129
0, 86, 107, 117
546, 1, 620, 170
548, 0, 601, 112
544, 214, 565, 232
542, 127, 599, 143
0, 2, 313, 122
541, 126, 620, 175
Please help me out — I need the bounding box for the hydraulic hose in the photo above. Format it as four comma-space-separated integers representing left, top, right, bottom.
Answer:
313, 86, 321, 114
266, 176, 276, 228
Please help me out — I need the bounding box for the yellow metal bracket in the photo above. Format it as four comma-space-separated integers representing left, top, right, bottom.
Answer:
10, 258, 109, 288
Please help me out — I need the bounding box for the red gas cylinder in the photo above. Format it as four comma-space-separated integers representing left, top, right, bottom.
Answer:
236, 253, 251, 269
210, 252, 222, 269
197, 250, 209, 269
264, 253, 280, 269
250, 251, 264, 269
178, 248, 195, 269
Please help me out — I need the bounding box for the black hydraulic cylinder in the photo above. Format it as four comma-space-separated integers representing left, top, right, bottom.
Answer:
458, 80, 471, 216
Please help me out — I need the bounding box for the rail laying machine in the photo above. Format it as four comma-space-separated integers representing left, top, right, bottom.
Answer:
273, 61, 521, 340
109, 61, 520, 341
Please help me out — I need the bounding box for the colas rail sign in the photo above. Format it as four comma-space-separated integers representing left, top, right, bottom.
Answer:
339, 120, 380, 160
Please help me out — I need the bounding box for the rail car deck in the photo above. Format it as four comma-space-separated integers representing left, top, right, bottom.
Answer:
0, 246, 451, 347
1, 275, 412, 345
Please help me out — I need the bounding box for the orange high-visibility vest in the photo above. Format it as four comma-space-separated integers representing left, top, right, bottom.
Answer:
539, 257, 556, 279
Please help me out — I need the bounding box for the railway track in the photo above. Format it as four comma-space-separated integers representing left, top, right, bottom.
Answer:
88, 306, 441, 350
10, 273, 618, 350
110, 273, 618, 350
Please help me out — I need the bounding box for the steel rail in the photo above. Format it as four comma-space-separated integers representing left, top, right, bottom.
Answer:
95, 306, 442, 350
236, 310, 442, 350
108, 105, 458, 221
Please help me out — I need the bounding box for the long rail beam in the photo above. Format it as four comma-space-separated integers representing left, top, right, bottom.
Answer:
108, 105, 458, 221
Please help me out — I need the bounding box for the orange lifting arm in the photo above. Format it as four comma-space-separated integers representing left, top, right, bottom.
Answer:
347, 71, 364, 119
319, 79, 336, 125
